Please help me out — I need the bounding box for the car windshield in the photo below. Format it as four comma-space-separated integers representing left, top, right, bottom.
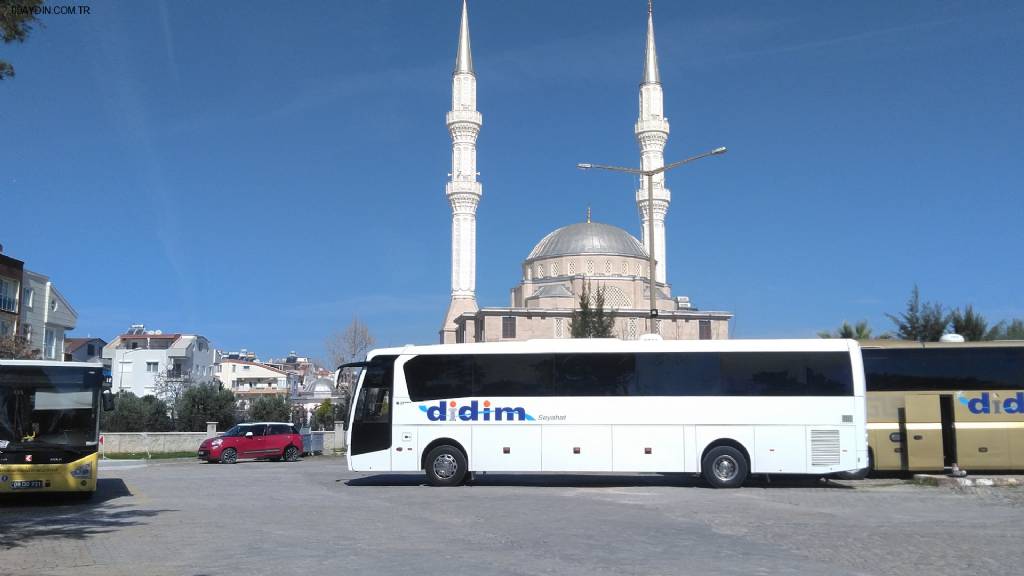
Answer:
0, 366, 101, 448
222, 425, 251, 437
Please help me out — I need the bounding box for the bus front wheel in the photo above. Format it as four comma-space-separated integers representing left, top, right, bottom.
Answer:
424, 445, 467, 487
701, 446, 748, 488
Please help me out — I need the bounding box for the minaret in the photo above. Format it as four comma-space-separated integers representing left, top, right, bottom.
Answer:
635, 0, 671, 285
440, 0, 483, 344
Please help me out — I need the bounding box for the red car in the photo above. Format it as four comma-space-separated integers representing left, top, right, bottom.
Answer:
198, 422, 303, 464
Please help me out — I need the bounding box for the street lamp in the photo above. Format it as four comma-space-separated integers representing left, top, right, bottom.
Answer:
577, 146, 727, 332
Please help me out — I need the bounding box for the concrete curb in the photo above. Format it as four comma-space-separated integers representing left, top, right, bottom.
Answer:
99, 459, 148, 470
913, 474, 1022, 488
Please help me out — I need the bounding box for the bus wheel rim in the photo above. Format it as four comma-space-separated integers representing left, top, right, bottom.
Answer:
713, 455, 737, 481
433, 454, 458, 479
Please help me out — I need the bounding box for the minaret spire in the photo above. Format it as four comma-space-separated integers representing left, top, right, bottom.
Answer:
644, 0, 659, 84
455, 0, 474, 75
441, 0, 483, 344
635, 0, 671, 285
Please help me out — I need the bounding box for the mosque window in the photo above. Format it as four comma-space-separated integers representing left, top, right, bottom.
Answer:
654, 319, 662, 335
555, 318, 564, 339
628, 318, 637, 340
586, 260, 594, 275
699, 320, 712, 340
536, 264, 543, 279
622, 262, 629, 276
551, 262, 558, 276
568, 260, 576, 275
605, 260, 612, 274
634, 262, 641, 276
502, 316, 517, 339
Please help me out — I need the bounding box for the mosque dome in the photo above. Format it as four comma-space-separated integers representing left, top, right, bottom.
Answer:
526, 222, 647, 261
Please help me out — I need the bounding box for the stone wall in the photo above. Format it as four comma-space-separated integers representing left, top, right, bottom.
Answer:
100, 425, 347, 455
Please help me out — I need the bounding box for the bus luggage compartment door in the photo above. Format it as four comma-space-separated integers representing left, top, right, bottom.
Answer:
903, 395, 944, 471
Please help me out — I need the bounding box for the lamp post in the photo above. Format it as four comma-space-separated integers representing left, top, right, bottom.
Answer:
577, 146, 727, 332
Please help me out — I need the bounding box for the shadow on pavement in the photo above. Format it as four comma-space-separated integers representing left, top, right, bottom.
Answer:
0, 479, 175, 549
345, 472, 854, 489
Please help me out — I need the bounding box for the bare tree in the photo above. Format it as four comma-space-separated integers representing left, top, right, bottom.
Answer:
325, 317, 376, 423
326, 316, 376, 368
0, 334, 38, 359
152, 368, 195, 429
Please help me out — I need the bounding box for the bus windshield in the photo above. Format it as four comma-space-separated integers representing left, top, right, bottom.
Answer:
0, 365, 102, 449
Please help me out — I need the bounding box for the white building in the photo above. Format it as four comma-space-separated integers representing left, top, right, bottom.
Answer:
19, 269, 78, 360
217, 358, 289, 410
102, 325, 217, 397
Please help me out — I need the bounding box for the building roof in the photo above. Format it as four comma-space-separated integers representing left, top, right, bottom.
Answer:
64, 337, 106, 354
220, 359, 288, 375
527, 222, 647, 261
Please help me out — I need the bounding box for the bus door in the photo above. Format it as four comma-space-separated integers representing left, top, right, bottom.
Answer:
903, 395, 945, 471
349, 356, 396, 471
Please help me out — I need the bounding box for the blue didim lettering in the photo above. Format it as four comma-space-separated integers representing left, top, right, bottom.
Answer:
967, 393, 991, 415
1004, 392, 1024, 414
421, 400, 534, 421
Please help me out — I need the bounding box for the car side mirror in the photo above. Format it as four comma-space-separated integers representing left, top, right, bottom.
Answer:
102, 390, 115, 412
245, 431, 253, 438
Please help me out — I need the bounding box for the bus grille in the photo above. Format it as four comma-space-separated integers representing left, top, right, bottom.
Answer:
810, 429, 841, 466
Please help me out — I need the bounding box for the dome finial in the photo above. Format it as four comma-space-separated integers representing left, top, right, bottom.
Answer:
586, 206, 591, 223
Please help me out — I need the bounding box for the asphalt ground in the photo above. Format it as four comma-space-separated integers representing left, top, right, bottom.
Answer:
2, 457, 1023, 576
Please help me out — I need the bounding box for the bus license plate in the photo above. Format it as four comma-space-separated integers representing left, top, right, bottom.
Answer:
10, 480, 45, 490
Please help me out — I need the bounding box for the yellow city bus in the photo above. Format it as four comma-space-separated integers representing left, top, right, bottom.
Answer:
0, 360, 113, 497
862, 340, 1024, 473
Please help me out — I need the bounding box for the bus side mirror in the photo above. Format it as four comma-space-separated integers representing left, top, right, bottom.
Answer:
102, 390, 115, 412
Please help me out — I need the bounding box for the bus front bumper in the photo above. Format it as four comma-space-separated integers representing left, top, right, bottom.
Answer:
0, 452, 98, 494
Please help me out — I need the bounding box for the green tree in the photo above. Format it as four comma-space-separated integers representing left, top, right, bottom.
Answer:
175, 384, 236, 432
950, 305, 988, 341
986, 319, 1024, 340
0, 334, 37, 359
1, 0, 44, 80
313, 399, 341, 431
100, 392, 173, 432
250, 395, 291, 422
817, 320, 873, 340
885, 285, 950, 342
570, 281, 615, 338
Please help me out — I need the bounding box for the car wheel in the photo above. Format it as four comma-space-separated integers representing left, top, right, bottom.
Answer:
284, 446, 300, 462
220, 448, 238, 464
424, 445, 467, 487
701, 446, 748, 489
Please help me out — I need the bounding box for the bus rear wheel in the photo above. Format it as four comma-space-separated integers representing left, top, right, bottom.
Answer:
701, 446, 748, 488
424, 445, 467, 487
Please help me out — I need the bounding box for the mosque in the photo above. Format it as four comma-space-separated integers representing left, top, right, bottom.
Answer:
439, 1, 733, 344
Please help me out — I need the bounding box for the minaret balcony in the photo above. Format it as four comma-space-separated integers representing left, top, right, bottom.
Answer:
446, 110, 482, 127
446, 181, 482, 196
634, 118, 670, 135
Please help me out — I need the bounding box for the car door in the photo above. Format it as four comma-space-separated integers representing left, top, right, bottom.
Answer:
267, 424, 289, 457
243, 424, 268, 458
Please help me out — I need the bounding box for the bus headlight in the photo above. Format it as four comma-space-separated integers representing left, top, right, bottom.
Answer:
70, 463, 93, 479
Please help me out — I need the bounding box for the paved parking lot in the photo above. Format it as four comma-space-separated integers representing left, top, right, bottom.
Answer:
2, 457, 1023, 576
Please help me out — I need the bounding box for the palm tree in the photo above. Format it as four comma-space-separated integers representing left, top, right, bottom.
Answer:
818, 320, 873, 340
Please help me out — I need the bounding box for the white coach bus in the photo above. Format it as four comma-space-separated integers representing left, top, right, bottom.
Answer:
344, 339, 868, 488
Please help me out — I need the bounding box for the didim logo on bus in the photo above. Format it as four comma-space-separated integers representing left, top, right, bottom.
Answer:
959, 392, 1024, 415
419, 400, 536, 422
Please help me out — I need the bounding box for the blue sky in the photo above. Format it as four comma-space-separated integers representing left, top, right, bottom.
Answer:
2, 0, 1022, 359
